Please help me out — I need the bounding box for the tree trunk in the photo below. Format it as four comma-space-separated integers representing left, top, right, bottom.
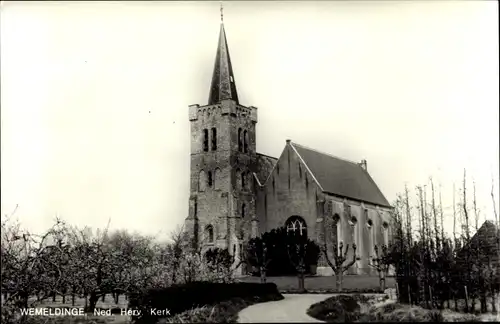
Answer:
52, 292, 56, 302
298, 272, 305, 293
101, 294, 106, 302
72, 293, 75, 306
113, 292, 119, 305
62, 294, 66, 304
88, 292, 99, 313
336, 273, 343, 292
380, 277, 386, 291
260, 267, 267, 284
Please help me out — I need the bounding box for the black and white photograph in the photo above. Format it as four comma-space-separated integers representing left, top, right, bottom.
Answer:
1, 1, 499, 323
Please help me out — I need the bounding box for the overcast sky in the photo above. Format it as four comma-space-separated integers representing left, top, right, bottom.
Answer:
1, 1, 498, 241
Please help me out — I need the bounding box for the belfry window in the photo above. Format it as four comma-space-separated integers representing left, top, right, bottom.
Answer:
242, 203, 246, 218
203, 129, 209, 152
211, 128, 217, 151
285, 216, 307, 237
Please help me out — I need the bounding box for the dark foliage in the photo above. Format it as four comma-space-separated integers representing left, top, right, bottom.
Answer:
246, 227, 320, 276
307, 295, 362, 323
128, 281, 283, 324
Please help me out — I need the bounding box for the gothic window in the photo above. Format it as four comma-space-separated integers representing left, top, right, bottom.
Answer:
194, 200, 198, 217
242, 203, 246, 218
199, 170, 206, 192
236, 169, 241, 190
203, 129, 209, 152
299, 163, 302, 178
207, 171, 213, 187
382, 221, 389, 246
285, 216, 307, 237
211, 128, 217, 151
214, 168, 221, 190
205, 225, 214, 243
238, 128, 243, 152
243, 130, 249, 153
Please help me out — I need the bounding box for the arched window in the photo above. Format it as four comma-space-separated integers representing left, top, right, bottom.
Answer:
205, 225, 214, 243
242, 203, 246, 218
285, 216, 307, 237
207, 171, 213, 187
211, 128, 217, 151
241, 171, 246, 190
203, 129, 209, 152
199, 170, 206, 192
382, 221, 389, 246
243, 130, 248, 153
214, 168, 221, 190
238, 128, 243, 152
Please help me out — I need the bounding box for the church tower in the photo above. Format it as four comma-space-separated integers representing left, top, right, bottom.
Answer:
185, 9, 259, 264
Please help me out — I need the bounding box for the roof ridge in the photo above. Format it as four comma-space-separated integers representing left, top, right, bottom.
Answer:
256, 152, 278, 160
291, 142, 363, 167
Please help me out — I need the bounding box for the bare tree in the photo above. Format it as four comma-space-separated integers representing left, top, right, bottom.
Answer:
321, 241, 357, 292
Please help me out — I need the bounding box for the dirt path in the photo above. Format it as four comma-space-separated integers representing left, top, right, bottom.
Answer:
237, 294, 334, 323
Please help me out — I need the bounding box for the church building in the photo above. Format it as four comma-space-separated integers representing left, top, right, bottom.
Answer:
184, 15, 394, 276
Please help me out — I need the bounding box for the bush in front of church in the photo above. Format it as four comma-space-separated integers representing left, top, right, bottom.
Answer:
128, 281, 283, 324
246, 227, 321, 276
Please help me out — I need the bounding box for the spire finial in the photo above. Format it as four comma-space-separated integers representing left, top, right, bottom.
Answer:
220, 2, 224, 22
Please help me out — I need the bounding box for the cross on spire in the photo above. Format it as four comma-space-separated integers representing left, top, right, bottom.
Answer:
220, 2, 224, 22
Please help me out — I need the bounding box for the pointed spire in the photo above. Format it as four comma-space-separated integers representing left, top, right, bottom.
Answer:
208, 4, 239, 105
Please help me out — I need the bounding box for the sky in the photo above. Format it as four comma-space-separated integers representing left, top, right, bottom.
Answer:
1, 1, 499, 241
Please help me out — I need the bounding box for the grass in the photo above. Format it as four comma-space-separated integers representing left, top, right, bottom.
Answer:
238, 275, 396, 293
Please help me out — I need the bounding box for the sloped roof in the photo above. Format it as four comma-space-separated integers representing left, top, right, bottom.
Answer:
208, 23, 239, 105
291, 142, 391, 208
255, 153, 277, 185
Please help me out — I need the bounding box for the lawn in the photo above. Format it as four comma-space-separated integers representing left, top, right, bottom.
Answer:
238, 275, 396, 292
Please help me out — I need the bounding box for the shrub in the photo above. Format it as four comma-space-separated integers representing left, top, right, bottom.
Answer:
307, 295, 362, 323
128, 282, 282, 324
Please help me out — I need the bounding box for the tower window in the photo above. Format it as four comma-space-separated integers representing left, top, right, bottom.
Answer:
214, 168, 221, 190
242, 203, 246, 218
243, 130, 248, 153
203, 129, 209, 152
211, 128, 217, 151
205, 225, 214, 243
199, 170, 206, 192
241, 171, 246, 190
207, 171, 213, 187
238, 128, 243, 152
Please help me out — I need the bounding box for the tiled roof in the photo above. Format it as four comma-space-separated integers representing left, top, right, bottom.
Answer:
291, 142, 391, 208
254, 153, 277, 185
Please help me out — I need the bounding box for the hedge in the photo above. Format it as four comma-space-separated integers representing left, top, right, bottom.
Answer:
128, 281, 282, 324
